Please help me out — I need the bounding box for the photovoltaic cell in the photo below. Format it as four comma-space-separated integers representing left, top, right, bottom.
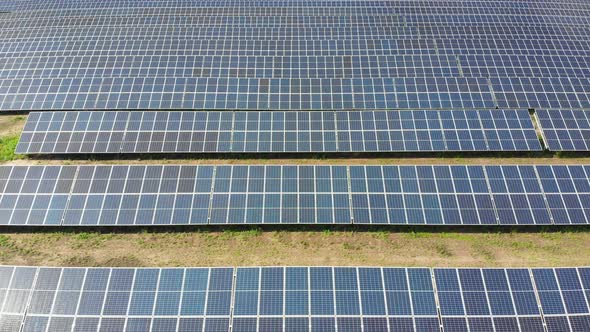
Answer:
16, 110, 542, 154
1, 164, 590, 226
536, 109, 590, 151
3, 265, 589, 332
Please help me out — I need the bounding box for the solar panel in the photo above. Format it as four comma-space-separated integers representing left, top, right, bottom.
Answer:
434, 268, 545, 332
0, 266, 37, 331
531, 268, 590, 332
350, 166, 502, 225
536, 109, 590, 151
232, 267, 440, 331
16, 110, 542, 154
21, 267, 234, 332
62, 165, 215, 226
491, 78, 590, 110
1, 164, 590, 226
0, 166, 76, 226
1, 1, 590, 111
3, 265, 589, 332
536, 165, 590, 225
209, 165, 351, 225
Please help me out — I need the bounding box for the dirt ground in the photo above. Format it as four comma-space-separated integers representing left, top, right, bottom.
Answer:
0, 114, 589, 268
0, 115, 26, 135
0, 229, 589, 268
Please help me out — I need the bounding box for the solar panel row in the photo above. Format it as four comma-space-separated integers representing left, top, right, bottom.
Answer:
17, 110, 541, 154
3, 8, 589, 28
7, 22, 589, 39
2, 164, 590, 226
4, 54, 590, 80
0, 77, 498, 111
1, 1, 589, 111
2, 24, 589, 40
2, 9, 589, 34
3, 0, 589, 10
3, 39, 589, 58
2, 265, 589, 332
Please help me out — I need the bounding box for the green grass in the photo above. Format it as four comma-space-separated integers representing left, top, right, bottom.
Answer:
220, 227, 263, 240
0, 135, 22, 161
70, 232, 114, 249
0, 234, 14, 249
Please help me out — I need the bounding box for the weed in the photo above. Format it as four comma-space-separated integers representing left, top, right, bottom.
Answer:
0, 235, 38, 258
103, 256, 143, 267
62, 255, 142, 267
439, 232, 472, 241
343, 242, 361, 251
71, 232, 113, 249
403, 231, 430, 239
62, 255, 97, 267
0, 235, 14, 249
372, 231, 390, 240
243, 227, 262, 237
433, 243, 453, 257
509, 240, 535, 251
472, 243, 496, 261
0, 135, 22, 161
221, 227, 262, 241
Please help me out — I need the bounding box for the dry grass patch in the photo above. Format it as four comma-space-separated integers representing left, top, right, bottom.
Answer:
0, 229, 587, 268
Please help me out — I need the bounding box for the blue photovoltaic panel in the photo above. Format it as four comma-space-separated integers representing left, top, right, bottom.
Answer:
491, 78, 590, 110
0, 266, 37, 331
232, 267, 440, 332
0, 165, 76, 226
62, 165, 215, 226
434, 268, 545, 332
16, 110, 542, 154
3, 265, 589, 332
350, 164, 590, 226
209, 165, 351, 225
1, 1, 590, 111
486, 165, 552, 226
532, 268, 590, 332
20, 267, 234, 332
536, 165, 590, 225
2, 164, 590, 226
536, 109, 590, 151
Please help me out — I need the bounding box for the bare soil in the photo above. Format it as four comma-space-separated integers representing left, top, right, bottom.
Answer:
0, 115, 26, 137
0, 229, 588, 268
